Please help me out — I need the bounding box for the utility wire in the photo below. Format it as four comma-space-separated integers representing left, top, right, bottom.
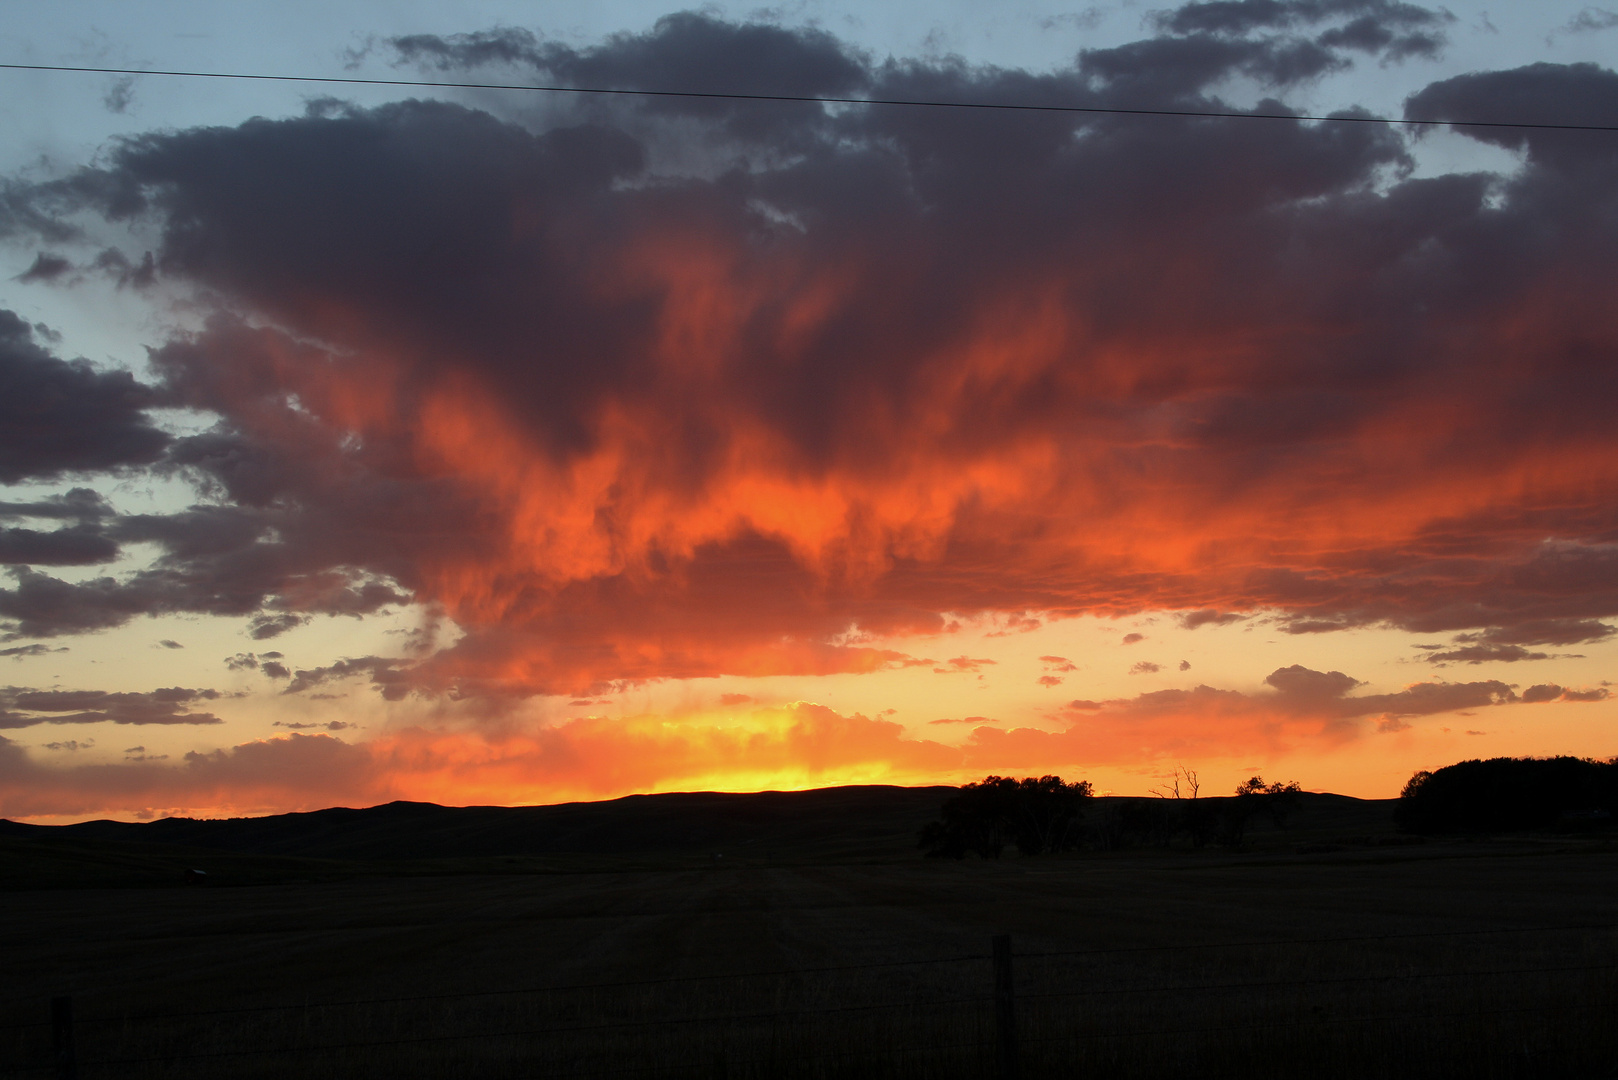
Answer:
3, 61, 1617, 133
27, 922, 1612, 1031
1020, 921, 1616, 961
1015, 961, 1618, 1004
76, 996, 985, 1067
66, 952, 990, 1027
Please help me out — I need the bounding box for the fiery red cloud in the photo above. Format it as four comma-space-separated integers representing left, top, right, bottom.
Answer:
112, 95, 1618, 703
2, 9, 1617, 814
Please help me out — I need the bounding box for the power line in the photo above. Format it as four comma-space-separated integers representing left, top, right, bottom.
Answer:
3, 61, 1617, 134
69, 950, 990, 1027
1020, 921, 1617, 961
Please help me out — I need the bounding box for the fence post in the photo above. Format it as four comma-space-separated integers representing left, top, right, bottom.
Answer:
51, 995, 76, 1080
992, 935, 1018, 1080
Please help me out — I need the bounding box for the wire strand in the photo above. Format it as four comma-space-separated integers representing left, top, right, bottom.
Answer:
1018, 921, 1616, 961
69, 952, 990, 1027
1016, 961, 1618, 1003
1018, 997, 1615, 1046
48, 922, 1616, 1029
74, 995, 985, 1066
3, 61, 1617, 133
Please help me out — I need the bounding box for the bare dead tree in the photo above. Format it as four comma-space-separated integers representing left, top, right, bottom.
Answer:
1150, 764, 1199, 800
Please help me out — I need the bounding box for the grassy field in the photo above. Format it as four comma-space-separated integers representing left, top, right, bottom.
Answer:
3, 790, 1615, 1078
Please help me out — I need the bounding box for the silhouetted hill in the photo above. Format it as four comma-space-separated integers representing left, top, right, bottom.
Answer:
0, 786, 1404, 867
0, 785, 958, 862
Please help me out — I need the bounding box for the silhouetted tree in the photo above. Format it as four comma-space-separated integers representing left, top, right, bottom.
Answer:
1150, 765, 1200, 801
1149, 763, 1218, 846
1011, 775, 1093, 854
1395, 757, 1618, 833
1401, 770, 1432, 800
920, 775, 1092, 858
1096, 798, 1176, 849
1219, 777, 1304, 847
919, 776, 1017, 858
1237, 776, 1304, 827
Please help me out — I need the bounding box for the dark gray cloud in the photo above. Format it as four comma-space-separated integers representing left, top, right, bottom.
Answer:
16, 252, 72, 283
103, 75, 137, 115
248, 613, 308, 639
1412, 618, 1614, 664
1405, 62, 1618, 155
1456, 619, 1616, 647
1330, 677, 1517, 717
0, 489, 116, 521
1419, 642, 1553, 664
1181, 663, 1513, 717
0, 524, 119, 565
0, 310, 169, 483
282, 656, 412, 699
1059, 664, 1534, 751
0, 643, 63, 659
1522, 682, 1611, 703
1522, 682, 1562, 703
1179, 609, 1245, 629
1148, 0, 1450, 66
0, 685, 224, 728
1264, 663, 1362, 699
0, 495, 409, 638
0, 487, 121, 567
0, 567, 167, 638
396, 14, 869, 98
1153, 0, 1448, 37
225, 650, 292, 678
1080, 35, 1346, 94
1562, 7, 1618, 34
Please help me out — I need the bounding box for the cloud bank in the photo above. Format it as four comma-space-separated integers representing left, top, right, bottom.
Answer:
5, 8, 1615, 697
0, 3, 1614, 813
3, 663, 1606, 817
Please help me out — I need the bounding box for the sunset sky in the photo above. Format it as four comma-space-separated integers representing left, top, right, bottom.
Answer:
2, 0, 1617, 822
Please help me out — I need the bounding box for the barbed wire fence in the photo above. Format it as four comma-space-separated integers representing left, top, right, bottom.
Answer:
6, 923, 1615, 1079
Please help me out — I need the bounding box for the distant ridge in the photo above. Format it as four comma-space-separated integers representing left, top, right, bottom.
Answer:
0, 788, 1404, 890
0, 785, 959, 861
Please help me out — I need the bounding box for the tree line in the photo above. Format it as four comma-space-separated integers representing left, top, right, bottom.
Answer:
919, 772, 1302, 857
1395, 756, 1618, 833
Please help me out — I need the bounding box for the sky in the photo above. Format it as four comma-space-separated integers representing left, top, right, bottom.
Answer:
1, 0, 1617, 822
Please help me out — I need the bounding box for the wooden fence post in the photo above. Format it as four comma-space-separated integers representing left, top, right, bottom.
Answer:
992, 935, 1018, 1080
51, 995, 76, 1080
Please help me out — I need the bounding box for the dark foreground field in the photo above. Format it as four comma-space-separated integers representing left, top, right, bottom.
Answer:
3, 788, 1616, 1079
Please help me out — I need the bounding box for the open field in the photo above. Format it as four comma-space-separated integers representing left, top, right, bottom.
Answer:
3, 790, 1616, 1078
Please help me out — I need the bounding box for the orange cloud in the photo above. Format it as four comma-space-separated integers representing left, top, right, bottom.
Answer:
11, 665, 1601, 819
963, 665, 1560, 769
0, 703, 964, 819
0, 732, 379, 820
6, 28, 1618, 712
